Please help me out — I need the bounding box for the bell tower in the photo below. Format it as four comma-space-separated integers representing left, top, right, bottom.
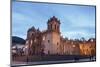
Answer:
43, 16, 61, 55
47, 16, 60, 33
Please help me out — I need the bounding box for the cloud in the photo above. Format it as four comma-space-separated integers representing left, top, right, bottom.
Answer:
12, 1, 95, 39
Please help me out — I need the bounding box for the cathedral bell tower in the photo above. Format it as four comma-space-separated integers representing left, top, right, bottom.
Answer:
43, 16, 61, 55
47, 16, 60, 34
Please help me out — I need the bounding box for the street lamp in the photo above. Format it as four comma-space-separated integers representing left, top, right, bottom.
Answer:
73, 45, 75, 48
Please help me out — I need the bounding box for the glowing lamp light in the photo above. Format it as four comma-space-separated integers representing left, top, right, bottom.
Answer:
72, 45, 75, 47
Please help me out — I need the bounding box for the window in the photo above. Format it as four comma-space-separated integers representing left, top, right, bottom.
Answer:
57, 25, 59, 31
51, 24, 52, 30
55, 24, 56, 30
57, 42, 59, 45
48, 40, 50, 43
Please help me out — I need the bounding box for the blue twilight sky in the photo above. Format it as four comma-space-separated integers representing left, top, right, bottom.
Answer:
12, 1, 96, 40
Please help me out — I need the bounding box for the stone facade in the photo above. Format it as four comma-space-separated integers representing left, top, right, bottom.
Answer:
42, 16, 61, 54
79, 38, 96, 56
25, 27, 43, 55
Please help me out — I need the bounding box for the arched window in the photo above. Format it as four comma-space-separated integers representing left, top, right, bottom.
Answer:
57, 25, 59, 31
57, 42, 59, 45
51, 24, 52, 30
48, 40, 50, 43
55, 24, 56, 30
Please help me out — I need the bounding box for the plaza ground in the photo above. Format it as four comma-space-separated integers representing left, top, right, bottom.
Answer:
11, 55, 96, 66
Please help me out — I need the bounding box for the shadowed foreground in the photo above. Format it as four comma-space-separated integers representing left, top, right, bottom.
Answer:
11, 55, 96, 66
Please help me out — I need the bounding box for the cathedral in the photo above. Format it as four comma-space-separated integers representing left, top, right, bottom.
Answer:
25, 16, 62, 55
25, 16, 95, 56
